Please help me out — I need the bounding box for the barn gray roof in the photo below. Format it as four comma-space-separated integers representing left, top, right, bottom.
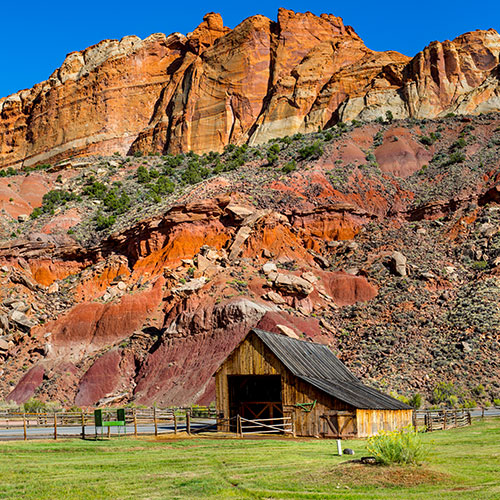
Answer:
252, 329, 411, 410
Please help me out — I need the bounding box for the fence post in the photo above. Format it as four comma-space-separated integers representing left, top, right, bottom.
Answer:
481, 407, 485, 419
133, 409, 138, 437
429, 412, 433, 432
81, 411, 85, 440
54, 413, 58, 440
412, 410, 417, 428
237, 415, 242, 437
153, 406, 158, 437
186, 411, 191, 435
443, 410, 447, 430
467, 410, 472, 426
23, 413, 27, 441
174, 412, 177, 434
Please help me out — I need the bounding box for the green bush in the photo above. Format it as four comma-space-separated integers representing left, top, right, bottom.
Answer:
409, 393, 423, 409
472, 260, 488, 270
33, 189, 78, 217
366, 426, 427, 465
419, 132, 441, 146
451, 137, 466, 150
299, 140, 323, 160
442, 151, 466, 167
463, 399, 477, 409
493, 398, 500, 406
282, 160, 296, 174
431, 382, 462, 406
103, 189, 130, 214
95, 213, 116, 230
23, 398, 59, 413
83, 181, 107, 199
136, 166, 150, 184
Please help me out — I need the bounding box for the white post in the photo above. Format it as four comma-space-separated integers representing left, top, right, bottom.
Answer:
336, 439, 342, 456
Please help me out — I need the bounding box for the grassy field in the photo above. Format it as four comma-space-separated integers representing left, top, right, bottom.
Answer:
0, 419, 499, 499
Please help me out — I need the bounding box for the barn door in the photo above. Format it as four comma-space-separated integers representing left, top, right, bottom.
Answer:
321, 411, 357, 438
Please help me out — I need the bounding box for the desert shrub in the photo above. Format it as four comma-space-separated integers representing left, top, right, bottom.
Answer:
267, 151, 279, 165
0, 167, 18, 177
136, 165, 150, 183
431, 382, 458, 406
472, 260, 488, 270
95, 213, 116, 230
103, 189, 130, 214
23, 398, 59, 413
83, 181, 107, 199
151, 176, 175, 196
299, 140, 323, 160
33, 189, 78, 217
282, 160, 296, 174
451, 137, 466, 150
164, 155, 183, 168
442, 151, 466, 166
385, 110, 394, 123
373, 131, 384, 146
409, 393, 423, 409
366, 426, 427, 465
419, 132, 441, 146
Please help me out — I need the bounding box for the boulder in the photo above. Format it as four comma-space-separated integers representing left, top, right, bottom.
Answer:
390, 251, 407, 277
173, 278, 207, 295
262, 262, 278, 275
275, 324, 300, 339
273, 273, 314, 295
9, 310, 37, 329
264, 291, 286, 305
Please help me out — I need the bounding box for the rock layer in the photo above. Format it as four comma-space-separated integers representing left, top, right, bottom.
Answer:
1, 10, 500, 168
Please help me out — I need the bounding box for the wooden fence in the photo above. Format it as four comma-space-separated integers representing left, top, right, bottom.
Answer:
0, 406, 219, 441
0, 406, 497, 440
414, 408, 472, 431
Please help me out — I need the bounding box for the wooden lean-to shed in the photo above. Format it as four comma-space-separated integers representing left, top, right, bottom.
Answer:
215, 329, 412, 437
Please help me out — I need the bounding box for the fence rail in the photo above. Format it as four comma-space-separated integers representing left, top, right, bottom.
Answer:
239, 416, 294, 436
0, 406, 497, 441
0, 406, 219, 441
414, 408, 481, 431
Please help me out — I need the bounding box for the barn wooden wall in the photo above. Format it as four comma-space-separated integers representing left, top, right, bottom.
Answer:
215, 333, 413, 437
356, 409, 414, 437
215, 333, 355, 437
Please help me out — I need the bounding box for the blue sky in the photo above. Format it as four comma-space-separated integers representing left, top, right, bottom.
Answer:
1, 0, 499, 98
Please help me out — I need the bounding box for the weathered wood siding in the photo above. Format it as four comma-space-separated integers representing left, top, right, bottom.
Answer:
215, 333, 355, 437
356, 409, 414, 437
215, 332, 412, 437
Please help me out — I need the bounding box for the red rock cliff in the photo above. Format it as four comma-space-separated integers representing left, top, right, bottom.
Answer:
1, 10, 499, 168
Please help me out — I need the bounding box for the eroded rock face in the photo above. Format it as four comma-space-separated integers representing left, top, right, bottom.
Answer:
1, 10, 499, 168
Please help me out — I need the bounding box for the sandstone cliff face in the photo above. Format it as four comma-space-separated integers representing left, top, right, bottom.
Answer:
1, 10, 499, 168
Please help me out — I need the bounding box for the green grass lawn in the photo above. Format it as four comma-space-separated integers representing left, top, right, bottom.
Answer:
0, 419, 499, 499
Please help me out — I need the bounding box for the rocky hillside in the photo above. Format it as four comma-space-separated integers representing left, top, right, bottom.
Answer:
0, 112, 500, 408
1, 9, 499, 170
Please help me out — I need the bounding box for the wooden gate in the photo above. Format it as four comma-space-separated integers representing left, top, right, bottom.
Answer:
320, 411, 357, 438
239, 416, 293, 435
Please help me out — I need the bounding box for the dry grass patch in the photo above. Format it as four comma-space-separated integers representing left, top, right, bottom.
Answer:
318, 462, 449, 488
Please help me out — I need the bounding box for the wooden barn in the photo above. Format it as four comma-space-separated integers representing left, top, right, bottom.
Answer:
215, 329, 413, 437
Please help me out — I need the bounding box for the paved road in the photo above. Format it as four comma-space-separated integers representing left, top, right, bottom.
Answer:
0, 420, 217, 441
